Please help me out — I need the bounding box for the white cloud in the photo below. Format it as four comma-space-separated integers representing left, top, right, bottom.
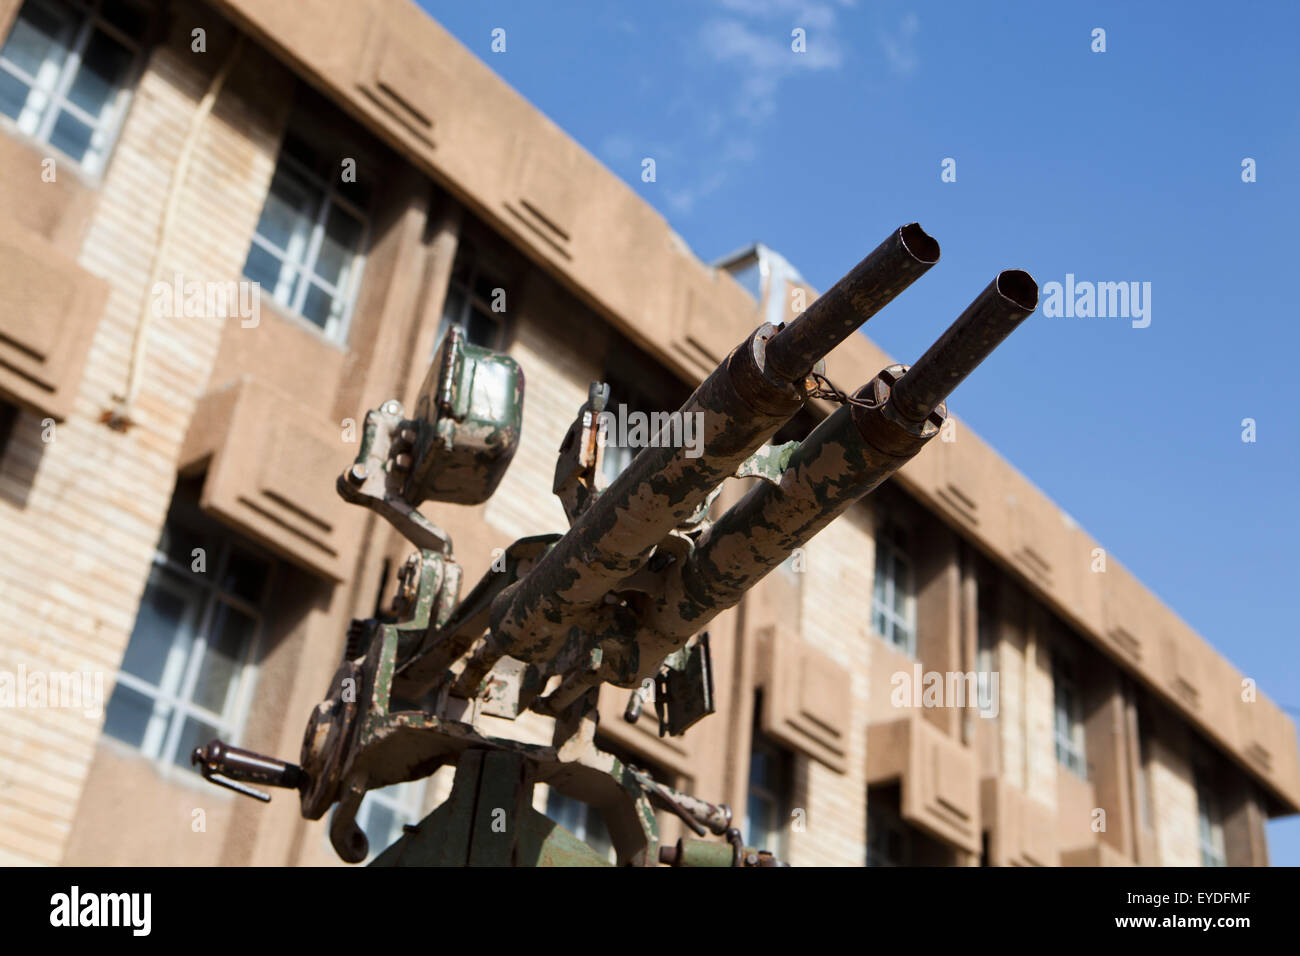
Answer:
879, 11, 920, 78
604, 1, 885, 219
700, 2, 848, 121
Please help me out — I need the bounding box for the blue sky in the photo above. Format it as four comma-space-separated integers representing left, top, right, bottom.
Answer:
420, 0, 1300, 863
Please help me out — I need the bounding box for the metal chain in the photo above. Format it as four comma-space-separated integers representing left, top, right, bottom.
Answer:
807, 371, 878, 409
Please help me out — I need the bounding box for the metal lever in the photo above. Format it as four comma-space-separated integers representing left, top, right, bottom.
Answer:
192, 739, 307, 803
627, 765, 732, 837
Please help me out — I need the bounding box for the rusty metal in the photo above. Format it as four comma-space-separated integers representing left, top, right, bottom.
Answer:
191, 740, 305, 802
764, 222, 939, 382
889, 269, 1038, 424
190, 223, 1042, 868
480, 222, 938, 687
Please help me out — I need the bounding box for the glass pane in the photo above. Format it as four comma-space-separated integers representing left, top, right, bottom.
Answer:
872, 554, 887, 605
102, 682, 161, 749
891, 565, 908, 618
1, 0, 73, 81
744, 794, 763, 845
0, 68, 30, 120
64, 28, 131, 119
870, 607, 886, 639
242, 242, 290, 298
299, 282, 337, 330
119, 570, 198, 687
255, 168, 316, 253
191, 603, 255, 715
365, 802, 397, 852
220, 547, 270, 606
48, 108, 91, 161
583, 806, 613, 861
545, 790, 584, 836
749, 749, 769, 788
312, 204, 362, 288
171, 714, 219, 770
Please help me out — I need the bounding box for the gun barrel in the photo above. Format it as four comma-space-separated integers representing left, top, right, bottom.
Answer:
765, 223, 940, 382
639, 271, 1039, 655
484, 225, 941, 672
889, 269, 1037, 424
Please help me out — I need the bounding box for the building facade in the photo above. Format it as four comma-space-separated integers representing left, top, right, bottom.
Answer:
0, 0, 1295, 867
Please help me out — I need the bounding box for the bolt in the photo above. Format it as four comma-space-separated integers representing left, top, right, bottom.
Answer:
393, 453, 412, 471
347, 463, 367, 484
382, 400, 402, 417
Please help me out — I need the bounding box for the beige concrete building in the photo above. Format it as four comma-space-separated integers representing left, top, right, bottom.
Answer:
0, 0, 1295, 867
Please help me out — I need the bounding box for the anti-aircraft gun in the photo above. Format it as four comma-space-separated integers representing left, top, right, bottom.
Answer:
190, 223, 1038, 867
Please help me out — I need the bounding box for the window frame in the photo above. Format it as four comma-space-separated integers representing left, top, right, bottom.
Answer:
543, 787, 615, 863
1194, 768, 1226, 867
871, 520, 917, 657
104, 517, 274, 775
435, 240, 510, 353
0, 0, 148, 176
866, 801, 911, 867
348, 778, 429, 863
244, 128, 370, 344
744, 732, 791, 856
1052, 649, 1087, 779
596, 372, 668, 486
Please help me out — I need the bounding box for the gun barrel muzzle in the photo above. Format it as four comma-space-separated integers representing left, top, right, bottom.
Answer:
765, 223, 940, 382
636, 271, 1037, 658
889, 269, 1038, 424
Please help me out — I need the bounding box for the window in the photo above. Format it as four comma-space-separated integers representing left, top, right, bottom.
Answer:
242, 117, 369, 341
350, 779, 427, 862
544, 789, 615, 862
102, 499, 272, 772
866, 802, 910, 867
871, 521, 915, 655
745, 733, 790, 854
0, 0, 149, 174
545, 740, 671, 862
1195, 769, 1226, 867
598, 376, 658, 485
436, 242, 508, 351
1052, 651, 1086, 779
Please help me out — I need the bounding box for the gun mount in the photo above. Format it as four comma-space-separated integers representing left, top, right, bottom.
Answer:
192, 223, 1038, 867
